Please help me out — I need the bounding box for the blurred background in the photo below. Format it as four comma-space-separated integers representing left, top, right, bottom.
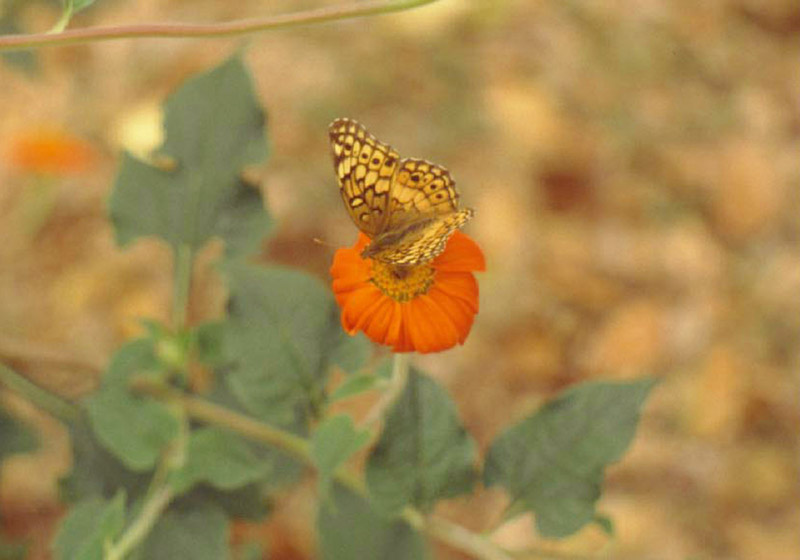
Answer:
1, 0, 798, 558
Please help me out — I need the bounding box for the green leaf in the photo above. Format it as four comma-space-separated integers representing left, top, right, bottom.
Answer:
311, 414, 370, 499
222, 262, 340, 423
191, 321, 230, 368
169, 427, 271, 494
594, 513, 615, 536
0, 407, 37, 462
191, 483, 270, 521
133, 502, 228, 560
109, 55, 271, 258
202, 375, 306, 494
366, 369, 477, 514
59, 415, 266, 522
484, 378, 658, 538
0, 17, 39, 75
330, 331, 371, 374
212, 176, 273, 257
318, 484, 429, 560
59, 416, 150, 503
52, 492, 125, 560
329, 373, 381, 403
85, 339, 179, 471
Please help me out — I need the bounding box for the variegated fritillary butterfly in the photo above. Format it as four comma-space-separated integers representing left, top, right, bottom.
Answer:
328, 118, 474, 266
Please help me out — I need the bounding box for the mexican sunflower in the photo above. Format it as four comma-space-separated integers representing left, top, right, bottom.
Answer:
7, 127, 96, 176
330, 231, 486, 354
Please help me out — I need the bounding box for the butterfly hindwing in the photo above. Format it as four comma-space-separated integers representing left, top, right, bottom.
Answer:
364, 208, 474, 265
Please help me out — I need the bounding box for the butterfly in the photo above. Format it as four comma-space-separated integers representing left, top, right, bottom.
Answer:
328, 118, 474, 267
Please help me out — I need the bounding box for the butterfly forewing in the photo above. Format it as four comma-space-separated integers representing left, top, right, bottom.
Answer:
329, 118, 474, 266
329, 118, 399, 237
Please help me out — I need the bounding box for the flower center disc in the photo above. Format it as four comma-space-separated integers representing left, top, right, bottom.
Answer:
370, 261, 435, 302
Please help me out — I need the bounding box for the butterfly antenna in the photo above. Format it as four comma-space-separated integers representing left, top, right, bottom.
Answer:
312, 237, 335, 248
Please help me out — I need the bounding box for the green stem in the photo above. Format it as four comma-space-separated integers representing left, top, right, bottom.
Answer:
0, 0, 441, 52
104, 242, 195, 558
0, 363, 77, 421
361, 352, 410, 428
171, 244, 193, 330
104, 485, 174, 560
102, 392, 187, 558
48, 1, 74, 34
129, 376, 520, 560
426, 517, 514, 560
129, 376, 311, 462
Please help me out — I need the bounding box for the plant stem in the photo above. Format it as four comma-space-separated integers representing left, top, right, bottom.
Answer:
171, 244, 193, 330
104, 485, 174, 560
130, 376, 311, 462
426, 516, 514, 560
129, 376, 520, 560
104, 242, 196, 559
361, 352, 409, 428
48, 2, 74, 34
0, 0, 441, 52
0, 363, 77, 421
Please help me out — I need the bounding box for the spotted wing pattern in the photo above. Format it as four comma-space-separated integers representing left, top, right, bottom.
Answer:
363, 208, 474, 265
329, 118, 399, 237
385, 158, 460, 230
329, 118, 473, 266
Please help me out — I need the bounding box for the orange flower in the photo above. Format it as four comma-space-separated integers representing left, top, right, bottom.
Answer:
7, 127, 96, 176
330, 231, 486, 354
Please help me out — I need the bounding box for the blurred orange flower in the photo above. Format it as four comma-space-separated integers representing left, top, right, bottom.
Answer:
7, 127, 96, 176
330, 231, 486, 354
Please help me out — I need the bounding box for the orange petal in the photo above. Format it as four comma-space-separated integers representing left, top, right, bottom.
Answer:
340, 285, 383, 333
354, 233, 371, 250
427, 286, 476, 343
403, 301, 426, 353
433, 232, 486, 273
403, 299, 442, 353
432, 272, 479, 313
395, 305, 415, 353
331, 247, 370, 281
359, 296, 394, 344
353, 292, 390, 333
385, 301, 404, 349
405, 303, 430, 353
415, 295, 461, 352
332, 273, 371, 299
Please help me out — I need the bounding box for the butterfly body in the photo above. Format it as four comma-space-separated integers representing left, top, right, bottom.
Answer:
329, 118, 473, 266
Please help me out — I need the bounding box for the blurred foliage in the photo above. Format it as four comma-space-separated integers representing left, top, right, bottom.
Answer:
1, 0, 798, 559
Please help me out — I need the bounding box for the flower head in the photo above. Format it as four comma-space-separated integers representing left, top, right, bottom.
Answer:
7, 127, 96, 176
330, 231, 486, 354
